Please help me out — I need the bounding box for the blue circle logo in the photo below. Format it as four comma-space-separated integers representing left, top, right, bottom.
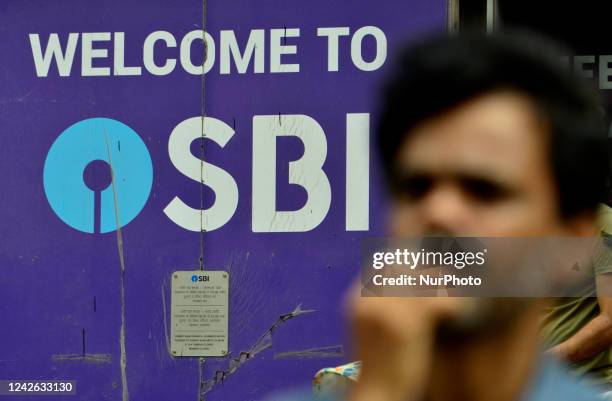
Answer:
191, 275, 198, 283
43, 118, 153, 233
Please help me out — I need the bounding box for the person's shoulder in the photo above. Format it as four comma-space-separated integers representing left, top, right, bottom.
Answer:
524, 357, 602, 401
261, 361, 360, 401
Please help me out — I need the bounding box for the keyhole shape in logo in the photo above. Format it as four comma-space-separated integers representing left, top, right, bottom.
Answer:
191, 275, 198, 283
43, 118, 153, 233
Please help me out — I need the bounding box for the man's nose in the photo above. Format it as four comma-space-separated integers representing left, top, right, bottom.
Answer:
419, 183, 468, 235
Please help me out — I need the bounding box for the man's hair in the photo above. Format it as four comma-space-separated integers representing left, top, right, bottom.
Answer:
378, 30, 610, 218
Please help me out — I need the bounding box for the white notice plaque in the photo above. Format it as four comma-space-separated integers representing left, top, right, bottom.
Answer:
170, 271, 229, 357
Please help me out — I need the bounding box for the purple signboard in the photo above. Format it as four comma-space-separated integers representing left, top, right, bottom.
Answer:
0, 1, 446, 400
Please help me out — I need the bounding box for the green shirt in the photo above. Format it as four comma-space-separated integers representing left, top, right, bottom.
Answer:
541, 205, 612, 384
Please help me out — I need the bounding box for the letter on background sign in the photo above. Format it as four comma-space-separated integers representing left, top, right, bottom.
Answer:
252, 114, 331, 232
346, 113, 369, 230
29, 33, 79, 77
164, 117, 239, 231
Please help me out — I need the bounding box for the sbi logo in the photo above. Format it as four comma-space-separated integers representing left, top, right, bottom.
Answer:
44, 113, 371, 234
43, 118, 153, 233
191, 275, 209, 282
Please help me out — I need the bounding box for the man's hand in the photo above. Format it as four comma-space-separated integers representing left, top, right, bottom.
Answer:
346, 286, 470, 401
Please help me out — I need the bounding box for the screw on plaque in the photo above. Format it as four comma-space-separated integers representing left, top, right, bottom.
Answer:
222, 274, 227, 279
172, 350, 176, 355
221, 350, 227, 355
173, 274, 178, 279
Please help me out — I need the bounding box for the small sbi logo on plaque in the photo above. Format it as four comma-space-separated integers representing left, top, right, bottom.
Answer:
190, 274, 210, 283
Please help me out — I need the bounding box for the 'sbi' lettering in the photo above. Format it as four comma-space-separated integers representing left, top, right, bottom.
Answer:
191, 275, 210, 283
43, 114, 371, 234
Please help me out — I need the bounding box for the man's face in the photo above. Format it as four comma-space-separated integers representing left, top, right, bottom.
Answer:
384, 90, 594, 336
390, 90, 579, 237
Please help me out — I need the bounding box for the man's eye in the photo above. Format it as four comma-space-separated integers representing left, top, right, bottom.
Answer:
396, 176, 432, 200
462, 178, 508, 202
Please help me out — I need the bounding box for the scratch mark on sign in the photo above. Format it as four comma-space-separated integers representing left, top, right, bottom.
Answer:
51, 354, 112, 363
16, 87, 37, 102
198, 0, 209, 273
105, 133, 130, 401
82, 328, 86, 356
161, 279, 171, 354
198, 357, 206, 401
197, 0, 209, 393
198, 304, 315, 398
274, 344, 344, 360
225, 252, 255, 337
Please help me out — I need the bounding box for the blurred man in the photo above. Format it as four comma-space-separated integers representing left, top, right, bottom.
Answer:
266, 30, 610, 401
346, 30, 610, 401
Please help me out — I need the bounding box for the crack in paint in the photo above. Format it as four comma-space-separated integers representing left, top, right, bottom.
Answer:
198, 0, 208, 273
104, 133, 130, 401
161, 279, 172, 355
198, 304, 315, 398
273, 345, 344, 360
51, 354, 112, 363
198, 0, 208, 397
198, 357, 206, 401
